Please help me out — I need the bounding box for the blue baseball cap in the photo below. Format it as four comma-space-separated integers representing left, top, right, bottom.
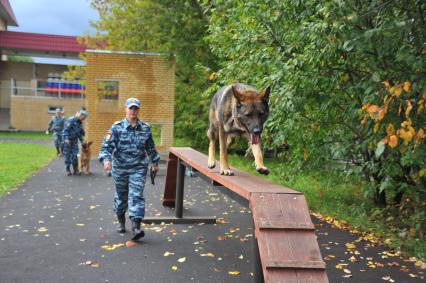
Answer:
125, 98, 141, 109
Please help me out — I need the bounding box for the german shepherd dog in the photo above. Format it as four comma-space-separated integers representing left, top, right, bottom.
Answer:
207, 83, 270, 176
78, 141, 93, 175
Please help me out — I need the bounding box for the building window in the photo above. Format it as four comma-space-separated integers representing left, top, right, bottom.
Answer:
97, 80, 119, 100
48, 106, 64, 114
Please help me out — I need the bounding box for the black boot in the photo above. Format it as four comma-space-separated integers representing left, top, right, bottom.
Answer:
117, 214, 126, 233
66, 165, 72, 176
131, 219, 145, 240
56, 147, 61, 155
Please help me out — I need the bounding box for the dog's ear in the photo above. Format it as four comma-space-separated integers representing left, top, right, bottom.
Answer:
231, 85, 245, 104
260, 86, 271, 102
88, 141, 93, 147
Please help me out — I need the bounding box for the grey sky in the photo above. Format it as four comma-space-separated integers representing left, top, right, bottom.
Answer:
8, 0, 99, 36
8, 0, 100, 64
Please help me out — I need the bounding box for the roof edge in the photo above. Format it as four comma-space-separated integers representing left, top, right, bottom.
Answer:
86, 49, 171, 57
0, 0, 18, 26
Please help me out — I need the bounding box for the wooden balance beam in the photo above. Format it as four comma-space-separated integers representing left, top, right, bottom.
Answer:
145, 147, 328, 283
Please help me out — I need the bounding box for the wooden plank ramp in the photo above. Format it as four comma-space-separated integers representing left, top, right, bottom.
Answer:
162, 147, 328, 283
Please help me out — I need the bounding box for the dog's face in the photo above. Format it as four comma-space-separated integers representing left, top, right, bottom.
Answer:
81, 141, 93, 152
232, 86, 270, 144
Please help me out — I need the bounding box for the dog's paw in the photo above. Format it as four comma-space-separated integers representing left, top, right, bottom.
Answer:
256, 167, 269, 175
220, 169, 234, 176
208, 160, 216, 169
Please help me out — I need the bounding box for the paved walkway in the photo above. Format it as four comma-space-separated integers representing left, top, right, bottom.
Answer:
0, 145, 424, 282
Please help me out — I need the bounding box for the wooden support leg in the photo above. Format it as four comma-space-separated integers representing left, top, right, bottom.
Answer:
162, 153, 178, 207
148, 154, 216, 224
175, 159, 185, 218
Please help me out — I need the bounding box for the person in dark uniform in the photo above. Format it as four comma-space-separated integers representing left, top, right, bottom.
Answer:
46, 108, 65, 156
99, 98, 160, 241
63, 110, 87, 176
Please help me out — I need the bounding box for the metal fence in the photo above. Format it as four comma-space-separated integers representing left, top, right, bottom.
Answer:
10, 86, 85, 99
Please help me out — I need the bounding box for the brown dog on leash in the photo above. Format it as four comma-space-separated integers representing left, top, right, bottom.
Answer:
78, 141, 93, 175
207, 83, 270, 176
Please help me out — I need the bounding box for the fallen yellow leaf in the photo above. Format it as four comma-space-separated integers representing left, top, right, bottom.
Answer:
324, 255, 335, 261
177, 257, 186, 263
414, 260, 426, 269
101, 243, 125, 251
171, 265, 178, 271
228, 271, 240, 275
345, 243, 357, 249
335, 263, 348, 269
163, 251, 175, 257
37, 227, 48, 232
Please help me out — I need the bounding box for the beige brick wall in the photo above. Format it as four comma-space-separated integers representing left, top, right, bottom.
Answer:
10, 96, 85, 130
85, 51, 175, 153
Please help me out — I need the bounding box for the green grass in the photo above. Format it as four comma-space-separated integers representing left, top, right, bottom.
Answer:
0, 143, 56, 197
0, 131, 50, 140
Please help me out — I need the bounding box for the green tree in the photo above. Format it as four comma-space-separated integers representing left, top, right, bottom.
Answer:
90, 0, 218, 147
205, 0, 425, 239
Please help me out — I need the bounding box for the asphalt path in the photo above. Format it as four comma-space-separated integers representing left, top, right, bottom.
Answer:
0, 150, 424, 282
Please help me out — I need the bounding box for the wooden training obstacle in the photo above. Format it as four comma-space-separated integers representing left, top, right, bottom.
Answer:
147, 147, 328, 283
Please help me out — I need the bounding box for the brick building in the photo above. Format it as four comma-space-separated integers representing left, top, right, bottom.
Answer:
0, 1, 175, 152
85, 50, 175, 153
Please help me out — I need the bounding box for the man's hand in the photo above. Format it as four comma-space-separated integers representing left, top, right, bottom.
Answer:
45, 130, 49, 135
104, 160, 111, 171
64, 139, 70, 145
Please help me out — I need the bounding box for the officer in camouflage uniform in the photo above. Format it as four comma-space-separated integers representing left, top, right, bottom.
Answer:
99, 98, 160, 241
63, 109, 87, 176
46, 108, 65, 155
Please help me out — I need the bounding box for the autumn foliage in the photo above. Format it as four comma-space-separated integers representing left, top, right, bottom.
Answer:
360, 80, 425, 238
